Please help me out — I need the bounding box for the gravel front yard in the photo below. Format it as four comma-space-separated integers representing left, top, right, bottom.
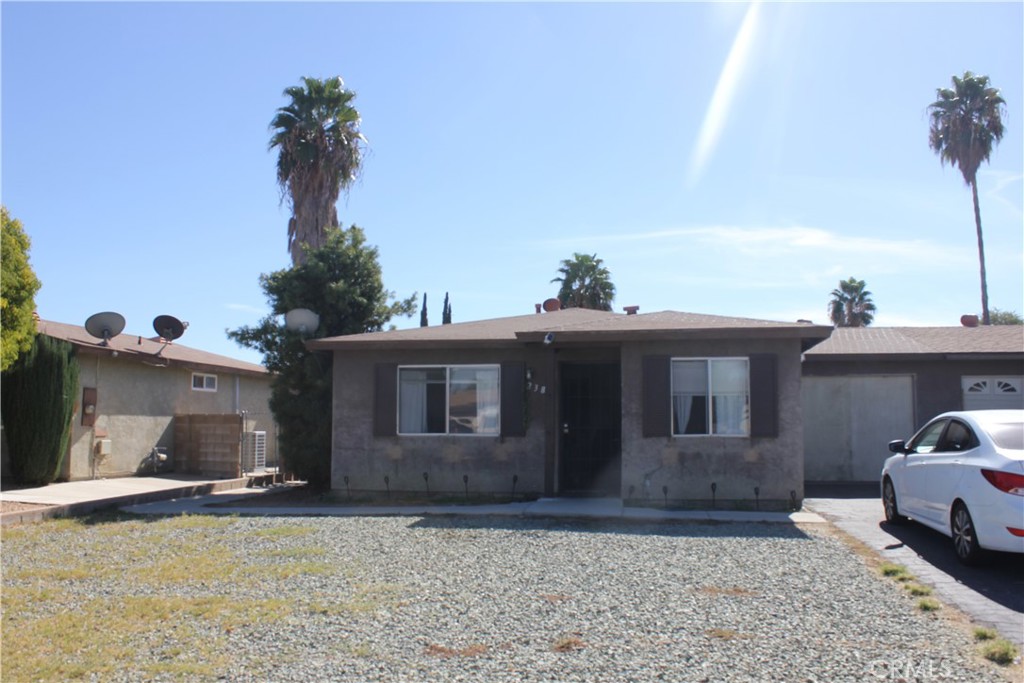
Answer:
0, 513, 1010, 682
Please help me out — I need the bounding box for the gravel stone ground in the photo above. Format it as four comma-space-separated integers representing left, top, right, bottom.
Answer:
1, 514, 1012, 682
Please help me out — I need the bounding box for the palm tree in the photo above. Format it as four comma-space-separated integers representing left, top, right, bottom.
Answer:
551, 253, 616, 311
828, 277, 876, 328
927, 72, 1006, 326
270, 76, 366, 266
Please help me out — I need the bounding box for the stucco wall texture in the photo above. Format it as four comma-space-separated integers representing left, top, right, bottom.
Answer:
65, 355, 274, 480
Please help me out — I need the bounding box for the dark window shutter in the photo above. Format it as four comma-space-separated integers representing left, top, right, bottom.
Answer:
373, 364, 397, 437
501, 361, 526, 437
642, 355, 671, 438
749, 354, 778, 438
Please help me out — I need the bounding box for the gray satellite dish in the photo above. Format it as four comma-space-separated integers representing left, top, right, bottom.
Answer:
285, 308, 320, 334
85, 312, 126, 346
153, 315, 187, 341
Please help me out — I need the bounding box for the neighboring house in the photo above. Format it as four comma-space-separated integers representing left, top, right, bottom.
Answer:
1, 319, 276, 481
802, 325, 1024, 482
308, 308, 831, 509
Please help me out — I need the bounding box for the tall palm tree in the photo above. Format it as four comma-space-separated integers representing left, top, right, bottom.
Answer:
551, 253, 616, 311
270, 76, 366, 266
828, 277, 876, 328
927, 72, 1005, 325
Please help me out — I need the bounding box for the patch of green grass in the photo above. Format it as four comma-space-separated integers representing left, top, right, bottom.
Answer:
973, 627, 999, 641
917, 597, 941, 612
253, 524, 315, 538
904, 583, 932, 597
980, 639, 1018, 666
879, 562, 914, 582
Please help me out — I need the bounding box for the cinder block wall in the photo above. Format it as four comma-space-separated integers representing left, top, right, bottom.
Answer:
174, 414, 242, 479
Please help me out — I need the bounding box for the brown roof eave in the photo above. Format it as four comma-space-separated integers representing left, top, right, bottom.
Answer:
516, 327, 833, 344
69, 342, 269, 378
803, 352, 1024, 363
306, 339, 525, 352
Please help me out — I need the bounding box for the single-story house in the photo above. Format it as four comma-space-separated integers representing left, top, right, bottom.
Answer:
802, 325, 1024, 482
308, 307, 832, 509
1, 319, 276, 481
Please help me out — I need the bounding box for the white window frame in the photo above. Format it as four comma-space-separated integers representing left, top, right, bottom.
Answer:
191, 373, 218, 392
397, 364, 500, 436
670, 357, 750, 437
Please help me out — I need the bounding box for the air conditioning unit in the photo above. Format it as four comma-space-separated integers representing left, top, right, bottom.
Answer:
242, 431, 267, 473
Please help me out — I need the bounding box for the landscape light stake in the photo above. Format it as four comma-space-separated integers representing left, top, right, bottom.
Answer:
343, 475, 351, 500
423, 471, 430, 496
662, 485, 669, 509
754, 486, 760, 511
790, 490, 797, 511
463, 474, 469, 501
711, 482, 717, 509
384, 475, 390, 498
628, 484, 635, 502
512, 474, 518, 499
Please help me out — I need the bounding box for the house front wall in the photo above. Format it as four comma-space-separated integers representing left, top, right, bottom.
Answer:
331, 347, 552, 496
331, 336, 805, 509
621, 338, 804, 510
65, 354, 274, 480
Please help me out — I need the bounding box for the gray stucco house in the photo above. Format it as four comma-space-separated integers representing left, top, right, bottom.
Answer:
309, 308, 831, 509
1, 319, 276, 481
802, 325, 1024, 482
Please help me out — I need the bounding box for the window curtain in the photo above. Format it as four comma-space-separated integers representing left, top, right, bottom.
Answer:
399, 370, 429, 433
711, 359, 749, 435
476, 368, 500, 433
672, 361, 707, 435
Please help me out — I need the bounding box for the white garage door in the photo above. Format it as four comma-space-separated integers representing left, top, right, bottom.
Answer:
962, 376, 1024, 410
803, 375, 915, 482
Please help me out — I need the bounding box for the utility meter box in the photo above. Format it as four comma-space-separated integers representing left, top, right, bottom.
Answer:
96, 439, 113, 457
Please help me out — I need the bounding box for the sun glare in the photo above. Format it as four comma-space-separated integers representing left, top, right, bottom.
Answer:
686, 1, 762, 189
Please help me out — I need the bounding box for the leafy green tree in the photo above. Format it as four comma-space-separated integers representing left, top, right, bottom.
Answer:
229, 226, 415, 487
928, 72, 1006, 326
1, 207, 41, 372
551, 253, 616, 311
1, 335, 79, 485
828, 277, 877, 327
270, 76, 366, 266
987, 308, 1023, 325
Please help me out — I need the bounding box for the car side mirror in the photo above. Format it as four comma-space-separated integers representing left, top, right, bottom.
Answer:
888, 439, 908, 455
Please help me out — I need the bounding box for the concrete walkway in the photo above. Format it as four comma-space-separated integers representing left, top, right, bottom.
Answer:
0, 475, 253, 526
2, 475, 825, 526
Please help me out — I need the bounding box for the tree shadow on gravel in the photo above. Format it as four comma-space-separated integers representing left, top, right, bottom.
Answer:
406, 515, 814, 541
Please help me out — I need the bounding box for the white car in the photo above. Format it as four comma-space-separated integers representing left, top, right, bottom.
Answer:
881, 410, 1024, 564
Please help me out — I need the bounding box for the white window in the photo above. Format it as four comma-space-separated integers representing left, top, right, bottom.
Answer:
191, 373, 218, 392
671, 358, 749, 436
398, 365, 500, 435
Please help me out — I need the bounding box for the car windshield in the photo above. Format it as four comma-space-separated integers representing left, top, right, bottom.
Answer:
982, 421, 1024, 450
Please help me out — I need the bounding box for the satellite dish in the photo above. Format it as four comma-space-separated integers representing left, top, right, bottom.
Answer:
84, 312, 126, 346
542, 298, 562, 312
285, 308, 320, 334
153, 315, 187, 341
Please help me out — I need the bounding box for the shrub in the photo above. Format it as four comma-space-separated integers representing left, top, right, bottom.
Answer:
1, 334, 79, 485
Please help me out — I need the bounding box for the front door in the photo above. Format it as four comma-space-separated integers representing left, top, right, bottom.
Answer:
559, 362, 622, 495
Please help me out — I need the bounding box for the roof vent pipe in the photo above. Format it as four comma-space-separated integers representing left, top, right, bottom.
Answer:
535, 303, 542, 314
623, 305, 639, 315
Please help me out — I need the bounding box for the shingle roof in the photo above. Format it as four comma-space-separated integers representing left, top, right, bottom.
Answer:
307, 309, 832, 350
803, 325, 1024, 358
38, 319, 269, 376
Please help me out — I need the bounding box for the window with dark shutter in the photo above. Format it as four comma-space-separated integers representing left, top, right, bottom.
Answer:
501, 362, 526, 437
748, 354, 778, 438
373, 364, 397, 436
642, 356, 671, 437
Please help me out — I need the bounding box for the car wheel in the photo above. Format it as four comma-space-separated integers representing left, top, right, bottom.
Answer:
951, 502, 984, 565
882, 478, 905, 525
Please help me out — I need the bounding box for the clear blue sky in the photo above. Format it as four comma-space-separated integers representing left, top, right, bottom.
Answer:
3, 1, 1022, 366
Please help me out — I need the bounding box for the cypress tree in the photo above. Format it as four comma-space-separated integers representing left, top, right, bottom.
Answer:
420, 292, 428, 327
442, 292, 452, 325
1, 334, 79, 485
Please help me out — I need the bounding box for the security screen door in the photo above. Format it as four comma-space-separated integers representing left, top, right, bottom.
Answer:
559, 363, 622, 495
